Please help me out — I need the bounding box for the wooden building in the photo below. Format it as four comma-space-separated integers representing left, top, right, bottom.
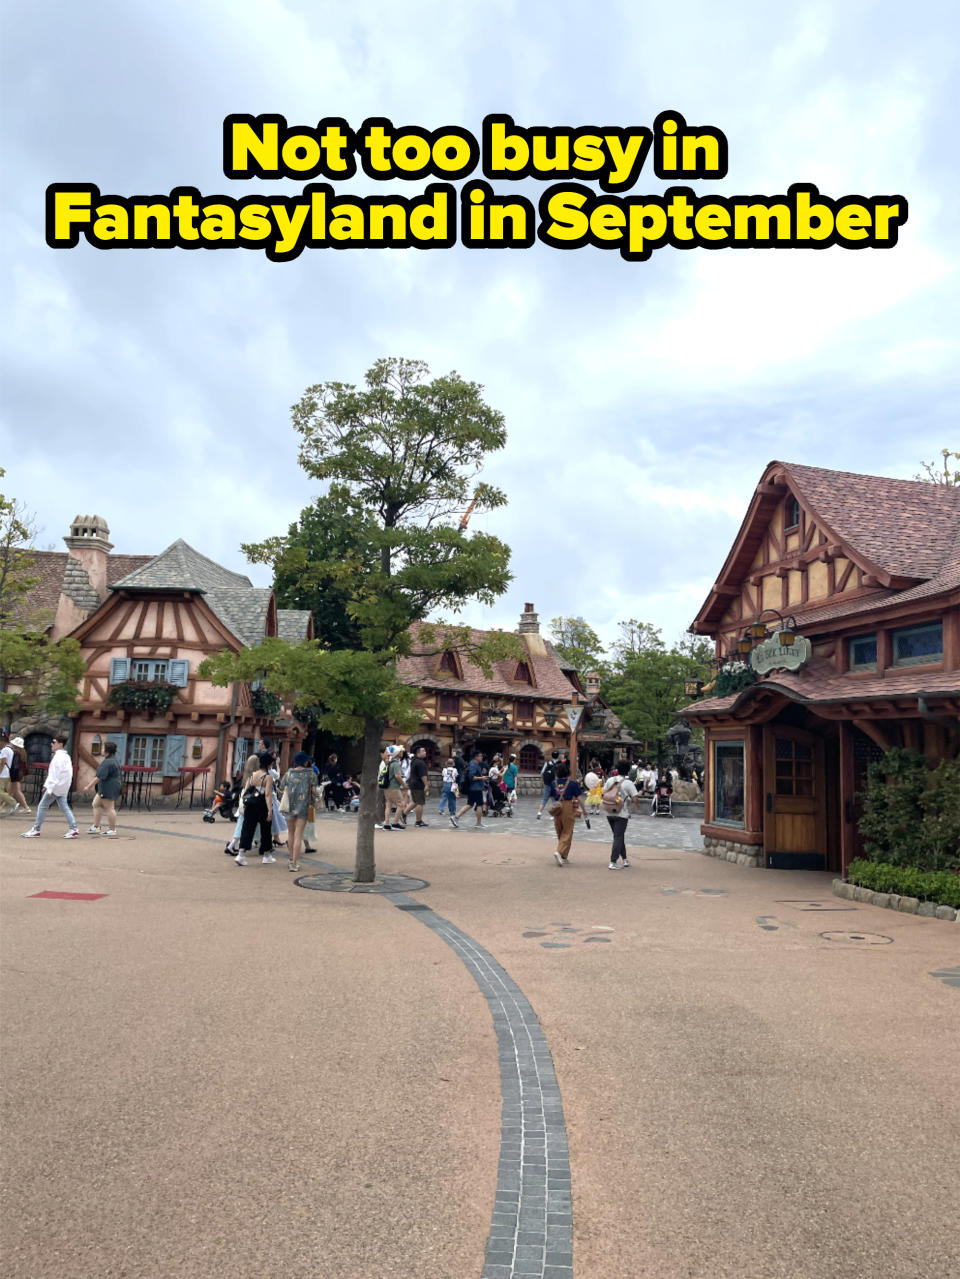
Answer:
684, 463, 960, 871
15, 516, 312, 795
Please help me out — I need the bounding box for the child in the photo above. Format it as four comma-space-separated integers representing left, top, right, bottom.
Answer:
584, 770, 603, 815
203, 779, 236, 823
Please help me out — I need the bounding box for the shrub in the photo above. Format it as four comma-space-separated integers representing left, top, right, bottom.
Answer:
857, 747, 959, 871
919, 758, 960, 869
847, 859, 960, 909
106, 680, 178, 713
251, 687, 282, 717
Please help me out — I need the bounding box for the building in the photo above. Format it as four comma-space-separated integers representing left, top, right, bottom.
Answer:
684, 463, 960, 871
393, 604, 582, 778
13, 516, 312, 793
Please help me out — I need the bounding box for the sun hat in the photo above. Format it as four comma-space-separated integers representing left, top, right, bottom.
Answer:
11, 736, 25, 748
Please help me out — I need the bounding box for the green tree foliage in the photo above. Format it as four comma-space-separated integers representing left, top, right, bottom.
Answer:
858, 747, 959, 871
612, 618, 665, 663
548, 616, 607, 676
602, 642, 711, 750
914, 448, 960, 486
0, 473, 84, 725
200, 357, 519, 882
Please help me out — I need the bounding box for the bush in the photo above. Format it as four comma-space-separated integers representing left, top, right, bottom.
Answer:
920, 758, 960, 869
106, 680, 178, 713
857, 748, 959, 872
847, 859, 960, 909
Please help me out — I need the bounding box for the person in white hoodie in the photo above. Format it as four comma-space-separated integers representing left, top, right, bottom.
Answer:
20, 734, 78, 838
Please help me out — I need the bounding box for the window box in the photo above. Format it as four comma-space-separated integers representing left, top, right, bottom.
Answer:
107, 681, 179, 714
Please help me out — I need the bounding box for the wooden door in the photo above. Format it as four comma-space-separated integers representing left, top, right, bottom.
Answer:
763, 726, 826, 869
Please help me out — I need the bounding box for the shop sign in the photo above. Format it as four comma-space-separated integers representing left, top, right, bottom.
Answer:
750, 634, 811, 674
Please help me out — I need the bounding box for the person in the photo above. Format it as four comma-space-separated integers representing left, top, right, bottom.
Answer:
278, 751, 319, 872
453, 749, 468, 795
536, 751, 559, 819
88, 740, 123, 836
265, 755, 288, 848
384, 747, 406, 830
203, 779, 236, 823
439, 757, 459, 827
409, 746, 430, 827
225, 753, 260, 854
503, 754, 519, 803
602, 761, 641, 868
456, 750, 487, 827
552, 771, 587, 865
323, 754, 345, 810
374, 746, 393, 830
653, 768, 674, 816
0, 731, 19, 814
584, 770, 603, 815
234, 752, 276, 866
20, 734, 78, 838
6, 736, 31, 815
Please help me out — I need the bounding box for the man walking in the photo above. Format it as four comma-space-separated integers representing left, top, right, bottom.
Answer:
536, 751, 559, 819
410, 746, 430, 827
0, 732, 18, 814
20, 734, 79, 838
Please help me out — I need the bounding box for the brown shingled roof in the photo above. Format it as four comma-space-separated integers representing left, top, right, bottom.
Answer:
397, 623, 577, 700
12, 550, 153, 626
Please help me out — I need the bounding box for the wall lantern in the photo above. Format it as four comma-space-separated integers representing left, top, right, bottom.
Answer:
684, 678, 704, 697
192, 738, 203, 759
778, 628, 797, 646
737, 636, 753, 655
544, 709, 559, 727
91, 735, 102, 756
748, 622, 768, 639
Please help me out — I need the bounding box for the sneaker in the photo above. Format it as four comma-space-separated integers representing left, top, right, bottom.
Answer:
88, 825, 102, 834
621, 860, 630, 868
609, 862, 619, 869
554, 850, 563, 866
375, 823, 389, 831
537, 812, 542, 820
64, 829, 79, 839
20, 828, 40, 838
10, 803, 20, 816
224, 844, 236, 855
235, 854, 248, 866
415, 821, 428, 827
105, 830, 118, 837
261, 853, 276, 864
390, 824, 405, 831
450, 816, 459, 829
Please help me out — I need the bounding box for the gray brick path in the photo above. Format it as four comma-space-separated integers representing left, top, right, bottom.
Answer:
387, 892, 574, 1279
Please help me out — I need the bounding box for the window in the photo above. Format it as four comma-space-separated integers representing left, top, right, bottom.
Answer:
132, 659, 168, 683
713, 741, 745, 826
439, 650, 459, 677
128, 735, 165, 769
516, 699, 535, 721
513, 661, 532, 684
775, 737, 814, 797
892, 621, 943, 666
849, 633, 877, 670
519, 745, 542, 773
785, 497, 800, 529
438, 693, 460, 715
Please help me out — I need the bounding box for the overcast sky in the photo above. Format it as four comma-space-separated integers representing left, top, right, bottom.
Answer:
2, 1, 957, 654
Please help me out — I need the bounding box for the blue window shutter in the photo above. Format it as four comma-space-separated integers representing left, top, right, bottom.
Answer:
233, 737, 249, 774
109, 658, 130, 684
168, 659, 188, 687
162, 734, 187, 777
106, 733, 128, 764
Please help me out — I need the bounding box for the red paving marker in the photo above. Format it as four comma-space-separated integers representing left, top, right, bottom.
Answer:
29, 891, 107, 901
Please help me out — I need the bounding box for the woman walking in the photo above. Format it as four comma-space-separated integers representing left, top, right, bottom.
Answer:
278, 751, 319, 872
439, 757, 459, 828
602, 762, 641, 868
503, 754, 519, 804
7, 736, 31, 815
552, 772, 587, 865
225, 753, 259, 855
88, 740, 123, 836
234, 753, 276, 867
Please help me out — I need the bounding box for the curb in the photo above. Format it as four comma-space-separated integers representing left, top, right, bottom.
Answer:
832, 878, 958, 922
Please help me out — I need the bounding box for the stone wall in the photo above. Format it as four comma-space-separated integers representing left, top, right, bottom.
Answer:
702, 833, 760, 869
833, 879, 958, 922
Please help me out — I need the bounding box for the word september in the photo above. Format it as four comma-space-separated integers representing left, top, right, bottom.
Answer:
45, 114, 908, 262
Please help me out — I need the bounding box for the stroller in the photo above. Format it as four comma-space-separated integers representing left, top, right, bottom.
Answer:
203, 780, 238, 823
487, 775, 513, 818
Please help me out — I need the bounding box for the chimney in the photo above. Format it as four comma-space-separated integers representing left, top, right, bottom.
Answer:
518, 602, 540, 634
585, 670, 602, 697
63, 514, 113, 600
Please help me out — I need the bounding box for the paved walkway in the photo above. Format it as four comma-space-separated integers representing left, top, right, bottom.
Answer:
2, 809, 958, 1278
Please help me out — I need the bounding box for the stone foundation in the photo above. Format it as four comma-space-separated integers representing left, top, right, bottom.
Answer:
702, 834, 761, 869
833, 879, 958, 922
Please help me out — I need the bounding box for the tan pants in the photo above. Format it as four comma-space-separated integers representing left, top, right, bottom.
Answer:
553, 801, 577, 860
0, 778, 17, 811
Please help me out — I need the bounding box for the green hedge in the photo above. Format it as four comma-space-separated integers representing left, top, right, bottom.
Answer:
847, 859, 960, 909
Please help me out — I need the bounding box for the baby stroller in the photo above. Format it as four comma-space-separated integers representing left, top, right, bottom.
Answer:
487, 776, 513, 818
203, 781, 238, 823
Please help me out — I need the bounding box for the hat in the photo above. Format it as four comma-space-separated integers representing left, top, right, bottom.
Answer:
293, 751, 311, 766
10, 737, 24, 749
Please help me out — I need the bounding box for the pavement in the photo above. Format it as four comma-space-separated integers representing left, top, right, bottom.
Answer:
1, 799, 958, 1279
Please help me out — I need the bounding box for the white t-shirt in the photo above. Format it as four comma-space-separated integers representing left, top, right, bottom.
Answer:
442, 766, 457, 786
0, 745, 12, 779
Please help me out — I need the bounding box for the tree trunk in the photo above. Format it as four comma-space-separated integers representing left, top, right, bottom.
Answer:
354, 713, 383, 883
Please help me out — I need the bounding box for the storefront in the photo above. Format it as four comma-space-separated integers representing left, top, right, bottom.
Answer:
685, 461, 960, 871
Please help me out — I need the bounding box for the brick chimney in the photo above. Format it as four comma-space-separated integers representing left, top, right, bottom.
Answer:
585, 670, 602, 697
63, 514, 113, 600
518, 603, 540, 634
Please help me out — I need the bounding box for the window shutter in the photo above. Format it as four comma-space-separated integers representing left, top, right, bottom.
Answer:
162, 734, 187, 777
168, 659, 189, 687
233, 737, 249, 774
109, 658, 130, 684
106, 733, 128, 764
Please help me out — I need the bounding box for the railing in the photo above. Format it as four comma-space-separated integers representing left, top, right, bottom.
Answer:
176, 767, 210, 809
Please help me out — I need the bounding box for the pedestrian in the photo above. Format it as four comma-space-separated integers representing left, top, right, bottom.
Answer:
374, 746, 393, 829
6, 736, 31, 815
234, 752, 276, 866
323, 753, 345, 810
0, 731, 19, 814
453, 749, 468, 794
278, 751, 319, 872
536, 751, 560, 819
602, 761, 641, 868
88, 740, 123, 836
503, 753, 519, 803
384, 747, 406, 830
225, 753, 261, 854
409, 746, 430, 827
20, 734, 78, 838
456, 750, 487, 827
439, 757, 459, 827
551, 771, 587, 865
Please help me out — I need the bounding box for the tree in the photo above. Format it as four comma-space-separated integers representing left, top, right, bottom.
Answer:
0, 472, 84, 726
548, 616, 607, 676
611, 618, 665, 668
602, 631, 712, 754
914, 448, 960, 486
200, 357, 520, 882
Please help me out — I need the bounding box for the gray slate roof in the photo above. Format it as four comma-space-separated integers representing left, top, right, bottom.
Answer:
277, 610, 312, 641
205, 588, 273, 648
110, 539, 252, 592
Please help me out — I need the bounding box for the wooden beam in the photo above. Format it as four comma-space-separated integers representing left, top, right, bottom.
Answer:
852, 718, 898, 751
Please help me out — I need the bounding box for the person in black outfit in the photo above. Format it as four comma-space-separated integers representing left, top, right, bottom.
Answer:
323, 753, 345, 810
409, 746, 431, 826
235, 752, 276, 866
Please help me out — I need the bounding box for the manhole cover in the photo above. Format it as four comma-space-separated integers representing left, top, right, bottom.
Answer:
295, 872, 429, 894
818, 930, 893, 945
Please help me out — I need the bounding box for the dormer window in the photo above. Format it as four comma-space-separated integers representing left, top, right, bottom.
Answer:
438, 650, 460, 677
785, 497, 800, 530
514, 661, 532, 684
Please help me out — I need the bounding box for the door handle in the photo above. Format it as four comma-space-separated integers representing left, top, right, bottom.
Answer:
766, 792, 772, 813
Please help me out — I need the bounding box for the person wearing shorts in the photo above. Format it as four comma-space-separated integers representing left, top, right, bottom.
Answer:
456, 751, 487, 828
409, 746, 430, 827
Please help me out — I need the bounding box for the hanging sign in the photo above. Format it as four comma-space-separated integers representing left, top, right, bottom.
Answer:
566, 705, 584, 732
750, 634, 812, 674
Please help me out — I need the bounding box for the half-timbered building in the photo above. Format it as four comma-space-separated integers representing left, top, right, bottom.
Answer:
685, 462, 960, 872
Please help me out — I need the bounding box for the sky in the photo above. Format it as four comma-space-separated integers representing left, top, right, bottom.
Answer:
2, 0, 957, 657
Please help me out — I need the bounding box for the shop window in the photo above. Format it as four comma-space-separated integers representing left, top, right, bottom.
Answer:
785, 497, 800, 530
774, 738, 814, 797
438, 692, 460, 714
849, 633, 877, 670
516, 699, 534, 721
518, 744, 543, 773
713, 741, 745, 826
892, 621, 942, 666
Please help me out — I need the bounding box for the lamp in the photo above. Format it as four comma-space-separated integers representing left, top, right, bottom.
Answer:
684, 678, 704, 697
737, 635, 752, 654
192, 738, 203, 759
748, 622, 768, 639
544, 708, 558, 727
91, 735, 102, 756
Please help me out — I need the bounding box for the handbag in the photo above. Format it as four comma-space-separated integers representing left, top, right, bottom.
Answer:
279, 787, 290, 815
307, 803, 315, 823
548, 800, 564, 817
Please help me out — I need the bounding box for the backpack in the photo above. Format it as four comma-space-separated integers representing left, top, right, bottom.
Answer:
377, 761, 390, 789
602, 778, 624, 814
9, 751, 21, 782
542, 760, 557, 786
